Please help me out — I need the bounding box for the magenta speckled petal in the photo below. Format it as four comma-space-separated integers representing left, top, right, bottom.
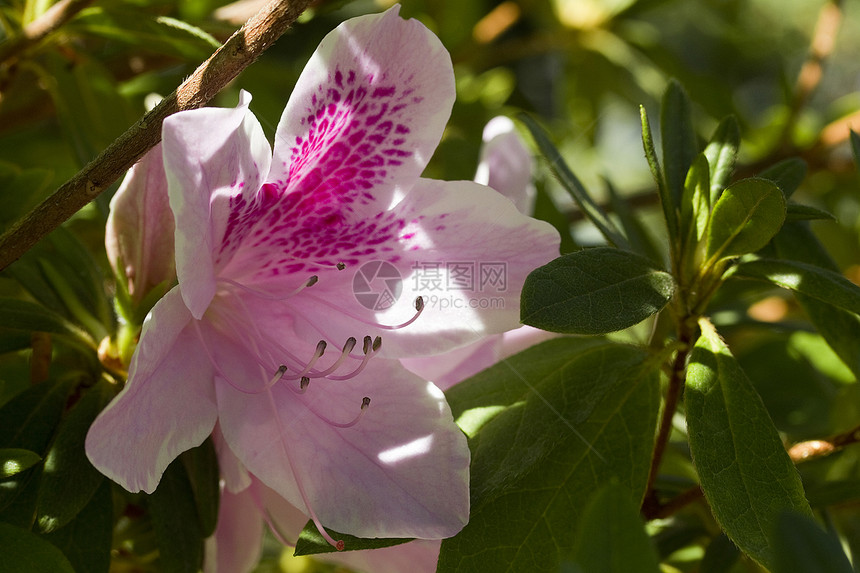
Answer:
163, 91, 272, 318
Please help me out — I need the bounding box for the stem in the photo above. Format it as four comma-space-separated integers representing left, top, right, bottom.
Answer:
0, 0, 95, 66
0, 0, 313, 271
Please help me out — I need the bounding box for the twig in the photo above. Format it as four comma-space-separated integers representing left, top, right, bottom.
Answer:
0, 0, 313, 271
0, 0, 95, 66
789, 424, 860, 463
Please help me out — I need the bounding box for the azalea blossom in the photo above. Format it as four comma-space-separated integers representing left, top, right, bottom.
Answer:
86, 5, 558, 549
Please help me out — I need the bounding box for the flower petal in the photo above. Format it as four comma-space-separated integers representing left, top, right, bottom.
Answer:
475, 116, 535, 214
282, 178, 559, 357
163, 91, 272, 318
269, 6, 454, 223
86, 288, 218, 493
105, 142, 175, 302
216, 357, 469, 539
204, 486, 264, 573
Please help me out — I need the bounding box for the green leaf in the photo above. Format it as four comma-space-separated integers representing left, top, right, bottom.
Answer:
771, 512, 853, 573
36, 380, 114, 533
180, 438, 220, 539
703, 115, 740, 203
700, 533, 741, 573
640, 105, 677, 240
149, 458, 205, 573
566, 482, 661, 573
41, 479, 112, 573
773, 222, 860, 379
0, 522, 75, 573
0, 379, 74, 527
439, 338, 660, 572
785, 203, 836, 222
607, 181, 664, 265
758, 158, 807, 198
521, 248, 674, 334
661, 80, 698, 214
680, 153, 711, 246
519, 113, 630, 249
533, 185, 580, 254
732, 258, 860, 315
0, 161, 53, 230
705, 177, 785, 262
0, 448, 42, 478
685, 321, 812, 569
71, 6, 220, 60
850, 130, 860, 167
0, 298, 80, 336
294, 520, 411, 556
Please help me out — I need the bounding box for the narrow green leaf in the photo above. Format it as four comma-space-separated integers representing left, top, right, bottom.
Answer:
685, 321, 812, 569
758, 158, 807, 198
0, 298, 80, 336
149, 459, 204, 573
0, 522, 75, 573
732, 258, 860, 315
439, 339, 660, 572
850, 130, 860, 167
533, 185, 580, 254
0, 162, 53, 230
294, 520, 411, 556
640, 105, 677, 240
521, 248, 674, 334
567, 483, 661, 573
703, 115, 740, 203
0, 449, 42, 478
41, 479, 112, 573
519, 114, 630, 249
36, 381, 114, 533
661, 80, 698, 212
705, 177, 785, 262
773, 222, 860, 379
680, 153, 711, 245
607, 181, 664, 265
771, 512, 853, 573
180, 438, 220, 539
785, 203, 836, 222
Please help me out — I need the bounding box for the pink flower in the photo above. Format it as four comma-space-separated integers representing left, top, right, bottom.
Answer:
86, 6, 558, 548
105, 142, 175, 304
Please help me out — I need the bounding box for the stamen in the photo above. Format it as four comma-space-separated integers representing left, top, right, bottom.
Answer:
336, 262, 346, 270
300, 376, 310, 391
311, 397, 371, 429
313, 337, 357, 377
301, 294, 426, 331
216, 275, 318, 301
284, 340, 327, 380
267, 365, 288, 387
326, 336, 381, 381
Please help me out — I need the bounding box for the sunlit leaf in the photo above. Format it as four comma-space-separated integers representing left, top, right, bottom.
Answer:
661, 80, 697, 214
294, 521, 411, 556
0, 448, 41, 478
703, 115, 740, 203
705, 178, 785, 262
758, 158, 807, 198
640, 105, 677, 240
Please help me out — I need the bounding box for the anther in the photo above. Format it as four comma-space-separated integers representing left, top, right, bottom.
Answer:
372, 336, 382, 352
376, 296, 425, 330
313, 337, 357, 377
362, 335, 373, 354
285, 340, 327, 380
326, 337, 379, 381
361, 397, 371, 409
336, 262, 346, 270
300, 376, 310, 392
267, 365, 288, 388
306, 275, 319, 287
321, 397, 372, 428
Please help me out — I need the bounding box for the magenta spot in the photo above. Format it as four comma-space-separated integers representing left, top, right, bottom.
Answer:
395, 124, 410, 134
372, 86, 396, 98
335, 69, 343, 88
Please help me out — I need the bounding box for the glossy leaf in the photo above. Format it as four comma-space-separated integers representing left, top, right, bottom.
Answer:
773, 222, 860, 379
519, 113, 629, 249
705, 178, 785, 262
294, 521, 411, 556
41, 479, 112, 573
703, 115, 740, 203
0, 522, 75, 573
36, 380, 114, 533
785, 203, 836, 222
680, 153, 710, 246
732, 258, 860, 315
661, 80, 698, 213
149, 459, 204, 573
758, 158, 807, 198
521, 248, 674, 334
0, 448, 42, 478
567, 482, 661, 573
685, 321, 812, 568
640, 105, 677, 240
771, 512, 853, 573
438, 338, 660, 572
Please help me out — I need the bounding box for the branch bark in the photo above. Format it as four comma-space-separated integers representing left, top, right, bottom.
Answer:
0, 0, 313, 271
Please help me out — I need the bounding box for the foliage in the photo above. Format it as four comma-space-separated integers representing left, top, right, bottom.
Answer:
2, 0, 860, 572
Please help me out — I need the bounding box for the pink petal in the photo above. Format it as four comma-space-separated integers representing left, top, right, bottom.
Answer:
215, 357, 469, 540
105, 142, 175, 302
282, 178, 559, 358
212, 423, 251, 493
163, 91, 272, 318
204, 486, 264, 573
260, 6, 454, 274
475, 116, 535, 214
318, 539, 442, 573
85, 288, 218, 493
